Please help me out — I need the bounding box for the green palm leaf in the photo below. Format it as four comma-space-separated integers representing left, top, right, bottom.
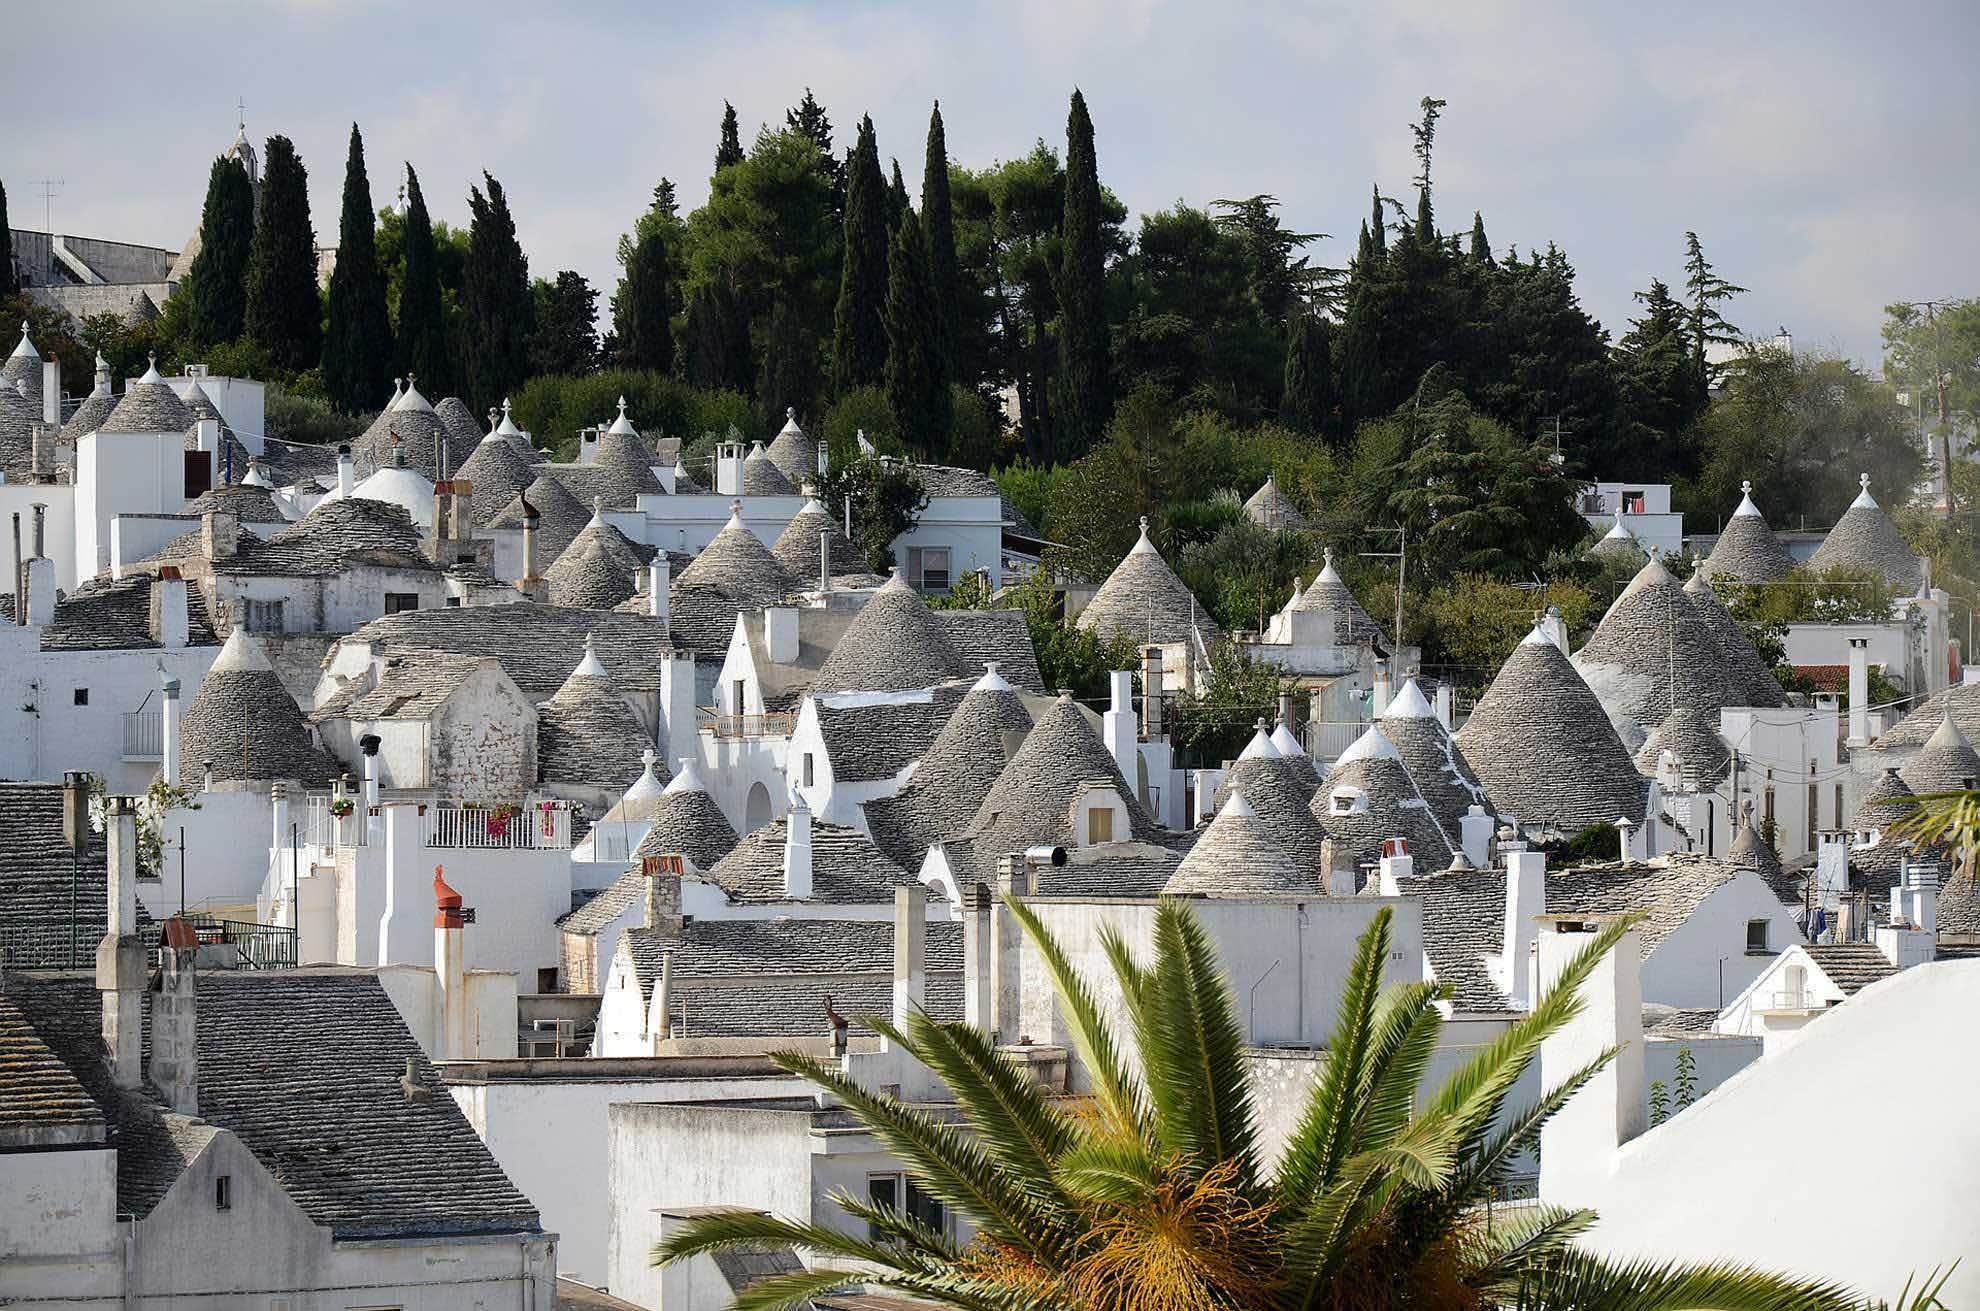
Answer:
1509, 1248, 1860, 1311
1274, 905, 1394, 1205
1003, 891, 1147, 1139
1134, 902, 1260, 1184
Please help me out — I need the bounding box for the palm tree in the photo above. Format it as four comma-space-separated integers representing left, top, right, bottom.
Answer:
1889, 789, 1980, 880
656, 899, 1858, 1311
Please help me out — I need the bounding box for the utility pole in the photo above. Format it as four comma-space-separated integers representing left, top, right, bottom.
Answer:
1359, 525, 1407, 649
1899, 297, 1958, 518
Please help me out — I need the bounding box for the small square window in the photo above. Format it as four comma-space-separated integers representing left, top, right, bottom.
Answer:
383, 592, 421, 616
215, 1174, 231, 1210
1745, 919, 1770, 953
1087, 806, 1114, 844
73, 687, 88, 706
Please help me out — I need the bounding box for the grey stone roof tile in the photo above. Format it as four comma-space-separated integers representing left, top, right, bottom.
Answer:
1633, 705, 1731, 784
1165, 790, 1318, 896
537, 643, 652, 789
1801, 941, 1895, 995
490, 472, 592, 569
764, 412, 821, 485
343, 603, 679, 698
1702, 491, 1796, 584
1807, 481, 1924, 589
181, 630, 339, 785
0, 571, 221, 651
861, 673, 1036, 870
630, 776, 740, 872
741, 444, 796, 496
100, 372, 195, 435
210, 496, 435, 578
771, 503, 864, 582
815, 575, 963, 694
1681, 568, 1787, 708
1242, 475, 1306, 531
455, 435, 537, 527
705, 817, 921, 905
1572, 556, 1750, 745
1312, 731, 1454, 868
1076, 520, 1217, 647
544, 519, 653, 611
1899, 715, 1980, 794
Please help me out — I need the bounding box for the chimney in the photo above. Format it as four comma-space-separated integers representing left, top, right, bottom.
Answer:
336, 444, 354, 499
151, 932, 200, 1116
191, 418, 219, 454
1539, 605, 1570, 653
641, 854, 683, 936
11, 511, 22, 626
1371, 660, 1393, 718
95, 792, 145, 1089
1846, 638, 1871, 748
360, 733, 382, 808
962, 882, 994, 1029
41, 357, 60, 427
202, 510, 240, 562
516, 495, 544, 601
1434, 682, 1454, 730
1498, 839, 1546, 1010
432, 481, 448, 540
149, 565, 190, 648
647, 556, 670, 623
818, 528, 833, 594
1102, 668, 1138, 785
783, 800, 813, 900
31, 501, 45, 558
160, 671, 182, 787
1141, 645, 1165, 741
650, 949, 674, 1047
1322, 837, 1358, 896
659, 652, 697, 765
714, 441, 745, 496
1375, 837, 1413, 895
763, 607, 799, 664
893, 882, 927, 1027
23, 556, 54, 627
434, 867, 467, 1060
1536, 916, 1645, 1208
1459, 804, 1494, 870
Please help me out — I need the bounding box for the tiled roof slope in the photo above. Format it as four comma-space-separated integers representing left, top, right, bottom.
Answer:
631, 771, 741, 872
209, 496, 434, 578
0, 783, 125, 967
0, 993, 102, 1135
1899, 716, 1980, 794
1243, 475, 1306, 530
455, 434, 537, 527
1701, 485, 1795, 584
1681, 568, 1787, 708
100, 363, 195, 434
1633, 705, 1731, 784
1293, 551, 1383, 644
544, 518, 653, 611
705, 818, 921, 905
1394, 865, 1515, 1014
764, 411, 821, 485
1802, 942, 1895, 996
1312, 729, 1455, 868
1573, 556, 1749, 744
180, 630, 339, 785
345, 603, 678, 698
537, 642, 652, 789
1076, 519, 1217, 648
0, 571, 221, 651
771, 501, 866, 583
490, 473, 592, 568
1871, 680, 1980, 752
1379, 679, 1493, 835
813, 688, 963, 785
1166, 791, 1317, 896
740, 443, 796, 496
814, 574, 963, 694
1806, 478, 1924, 590
861, 668, 1036, 870
185, 480, 287, 525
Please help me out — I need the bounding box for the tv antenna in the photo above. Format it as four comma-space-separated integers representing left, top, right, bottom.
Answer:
33, 179, 63, 279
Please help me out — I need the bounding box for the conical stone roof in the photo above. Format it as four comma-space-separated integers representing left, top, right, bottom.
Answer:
596, 749, 673, 824
961, 693, 1160, 865
1379, 678, 1493, 835
1572, 555, 1748, 747
1728, 817, 1800, 906
764, 409, 821, 485
633, 758, 741, 871
0, 325, 40, 409
180, 628, 338, 785
353, 380, 451, 480
585, 423, 665, 505
740, 442, 797, 496
1076, 517, 1218, 648
1900, 716, 1980, 795
1166, 791, 1317, 896
537, 636, 651, 789
1937, 864, 1980, 939
1632, 704, 1731, 785
491, 399, 543, 463
1702, 482, 1795, 584
1270, 720, 1321, 784
1589, 509, 1646, 562
455, 434, 536, 527
491, 472, 591, 567
1853, 767, 1916, 832
862, 663, 1035, 869
61, 355, 117, 441
1807, 475, 1924, 590
815, 573, 963, 694
185, 480, 287, 526
1457, 627, 1648, 834
675, 503, 796, 604
1212, 749, 1330, 876
1292, 548, 1382, 644
772, 499, 865, 583
1682, 566, 1786, 708
545, 514, 648, 610
1243, 475, 1306, 531
101, 358, 195, 434
1311, 727, 1454, 867
435, 397, 486, 461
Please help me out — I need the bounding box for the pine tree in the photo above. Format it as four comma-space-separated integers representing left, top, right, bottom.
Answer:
0, 181, 18, 298
528, 270, 598, 376
1615, 277, 1707, 480
1056, 89, 1113, 456
831, 115, 889, 395
462, 172, 533, 412
396, 164, 453, 397
920, 102, 961, 388
614, 225, 674, 373
321, 125, 394, 413
887, 158, 909, 230
715, 102, 745, 172
884, 209, 949, 458
1410, 96, 1446, 240
1683, 230, 1746, 384
786, 88, 843, 213
244, 135, 320, 371
756, 297, 821, 428
684, 279, 753, 393
1282, 313, 1340, 441
183, 155, 257, 350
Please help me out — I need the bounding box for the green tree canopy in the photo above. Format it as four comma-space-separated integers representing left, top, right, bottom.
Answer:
921, 102, 962, 390
715, 101, 744, 172
461, 171, 533, 411
183, 155, 256, 351
832, 115, 890, 395
613, 223, 674, 374
394, 163, 454, 397
884, 209, 949, 458
528, 270, 598, 377
321, 125, 393, 412
244, 135, 320, 372
1056, 89, 1113, 457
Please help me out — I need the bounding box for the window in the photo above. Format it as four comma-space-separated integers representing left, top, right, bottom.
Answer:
72, 687, 88, 706
1746, 919, 1770, 953
907, 545, 952, 592
867, 1174, 946, 1240
802, 753, 815, 787
242, 598, 285, 634
214, 1175, 231, 1210
182, 451, 213, 499
732, 680, 747, 715
383, 591, 420, 615
1087, 806, 1114, 844
536, 967, 559, 994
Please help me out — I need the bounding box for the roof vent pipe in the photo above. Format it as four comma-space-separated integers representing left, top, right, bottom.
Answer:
10, 512, 20, 626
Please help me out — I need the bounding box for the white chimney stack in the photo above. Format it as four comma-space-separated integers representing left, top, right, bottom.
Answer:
783, 799, 813, 900
1460, 804, 1494, 869
336, 443, 355, 499
160, 672, 182, 787
1498, 841, 1546, 1010
1536, 916, 1645, 1209
1102, 669, 1138, 788
434, 867, 467, 1060
1376, 838, 1413, 895
648, 556, 670, 623
1846, 637, 1871, 748
893, 882, 927, 1028
96, 792, 145, 1090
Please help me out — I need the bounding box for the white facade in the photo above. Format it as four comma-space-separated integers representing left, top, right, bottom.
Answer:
1579, 482, 1683, 556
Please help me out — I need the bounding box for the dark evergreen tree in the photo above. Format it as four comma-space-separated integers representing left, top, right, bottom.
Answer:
0, 181, 18, 298
756, 297, 820, 428
887, 158, 910, 230
684, 279, 753, 393
461, 172, 532, 411
716, 102, 744, 172
921, 102, 962, 389
1410, 96, 1446, 239
1614, 277, 1706, 482
183, 155, 256, 350
831, 115, 889, 395
1056, 89, 1112, 457
1282, 313, 1340, 441
884, 209, 949, 457
529, 270, 598, 376
1683, 230, 1745, 386
243, 135, 320, 370
1210, 194, 1321, 331
1368, 185, 1387, 258
1468, 211, 1493, 266
321, 125, 393, 412
1474, 243, 1616, 466
785, 88, 843, 213
614, 225, 674, 373
396, 164, 453, 397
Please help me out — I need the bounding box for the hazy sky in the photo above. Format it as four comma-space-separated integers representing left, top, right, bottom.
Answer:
7, 1, 1976, 366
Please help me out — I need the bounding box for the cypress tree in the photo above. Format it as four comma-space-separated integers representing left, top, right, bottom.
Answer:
715, 102, 744, 172
684, 279, 753, 393
396, 164, 452, 397
321, 125, 393, 413
1468, 211, 1493, 265
614, 225, 674, 373
885, 209, 948, 457
921, 102, 961, 388
528, 270, 598, 376
756, 297, 820, 428
1369, 185, 1387, 258
462, 172, 533, 412
183, 155, 256, 350
1283, 314, 1340, 441
887, 158, 909, 230
1056, 89, 1112, 456
244, 135, 320, 371
831, 115, 889, 395
0, 181, 17, 298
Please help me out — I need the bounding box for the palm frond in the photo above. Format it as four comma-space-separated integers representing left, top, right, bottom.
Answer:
1135, 902, 1260, 1184
1273, 906, 1393, 1205
1054, 1132, 1165, 1208
652, 1206, 915, 1271
1441, 1049, 1617, 1216
1468, 1203, 1596, 1287
1350, 982, 1447, 1159
1281, 1112, 1462, 1301
1004, 891, 1147, 1139
1508, 1248, 1861, 1311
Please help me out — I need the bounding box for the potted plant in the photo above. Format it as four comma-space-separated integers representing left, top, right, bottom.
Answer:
328, 797, 355, 819
486, 801, 522, 839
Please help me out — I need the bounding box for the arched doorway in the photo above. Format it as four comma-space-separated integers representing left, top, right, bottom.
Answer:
744, 781, 773, 833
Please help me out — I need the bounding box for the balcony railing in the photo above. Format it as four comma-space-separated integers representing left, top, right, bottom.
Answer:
1757, 989, 1823, 1014
145, 916, 297, 969
701, 710, 795, 739
122, 710, 162, 761
426, 802, 573, 851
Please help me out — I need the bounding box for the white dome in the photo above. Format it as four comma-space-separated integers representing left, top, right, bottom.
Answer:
350, 464, 436, 525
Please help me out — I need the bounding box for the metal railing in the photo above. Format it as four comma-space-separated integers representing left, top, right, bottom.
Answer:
425, 802, 572, 851
145, 916, 297, 969
1308, 720, 1373, 762
700, 710, 795, 739
302, 796, 371, 847
122, 710, 162, 761
1758, 989, 1822, 1013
